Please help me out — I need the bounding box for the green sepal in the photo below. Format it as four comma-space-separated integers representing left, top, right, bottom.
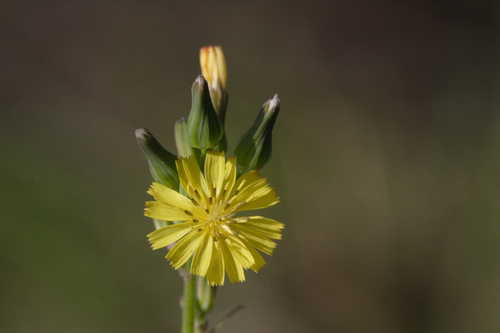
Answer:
213, 86, 229, 125
135, 128, 179, 189
174, 118, 193, 158
216, 92, 228, 152
234, 94, 280, 174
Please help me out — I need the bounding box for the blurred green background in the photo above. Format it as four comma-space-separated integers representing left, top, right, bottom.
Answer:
1, 1, 498, 332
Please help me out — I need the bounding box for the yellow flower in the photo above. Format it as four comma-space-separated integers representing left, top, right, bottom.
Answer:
145, 151, 283, 285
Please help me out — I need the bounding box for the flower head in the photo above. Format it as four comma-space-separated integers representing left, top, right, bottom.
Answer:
145, 151, 283, 285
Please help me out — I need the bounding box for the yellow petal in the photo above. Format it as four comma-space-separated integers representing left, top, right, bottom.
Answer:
219, 238, 245, 283
227, 176, 279, 213
233, 224, 282, 241
222, 157, 237, 201
176, 158, 189, 190
232, 227, 277, 255
206, 241, 225, 286
148, 182, 195, 211
147, 222, 194, 250
166, 230, 205, 269
176, 155, 210, 203
225, 177, 266, 212
236, 187, 280, 212
204, 151, 226, 197
235, 216, 285, 231
231, 175, 267, 203
190, 231, 214, 276
239, 238, 266, 272
226, 235, 255, 269
234, 170, 261, 193
144, 201, 193, 221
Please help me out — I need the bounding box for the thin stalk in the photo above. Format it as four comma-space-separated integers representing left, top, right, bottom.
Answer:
182, 273, 197, 333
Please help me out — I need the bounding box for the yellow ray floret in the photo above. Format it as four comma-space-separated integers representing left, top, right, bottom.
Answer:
144, 151, 283, 285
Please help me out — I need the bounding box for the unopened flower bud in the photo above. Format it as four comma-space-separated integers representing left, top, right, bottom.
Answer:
200, 45, 227, 90
199, 46, 228, 121
135, 128, 179, 189
234, 94, 280, 173
187, 75, 224, 151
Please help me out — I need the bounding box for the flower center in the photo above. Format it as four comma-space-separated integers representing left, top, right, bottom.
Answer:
202, 211, 234, 240
190, 192, 236, 240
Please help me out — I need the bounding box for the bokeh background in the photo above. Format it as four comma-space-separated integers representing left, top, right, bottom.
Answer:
2, 1, 498, 332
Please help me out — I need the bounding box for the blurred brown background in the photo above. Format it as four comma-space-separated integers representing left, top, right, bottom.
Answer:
1, 0, 498, 332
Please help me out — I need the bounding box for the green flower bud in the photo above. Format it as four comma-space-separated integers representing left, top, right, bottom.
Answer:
135, 128, 179, 189
187, 75, 224, 150
234, 94, 280, 173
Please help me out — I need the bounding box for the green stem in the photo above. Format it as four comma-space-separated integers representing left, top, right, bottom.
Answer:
182, 272, 197, 333
196, 277, 217, 331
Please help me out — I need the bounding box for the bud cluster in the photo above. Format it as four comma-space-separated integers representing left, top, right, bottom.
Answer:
135, 46, 280, 188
